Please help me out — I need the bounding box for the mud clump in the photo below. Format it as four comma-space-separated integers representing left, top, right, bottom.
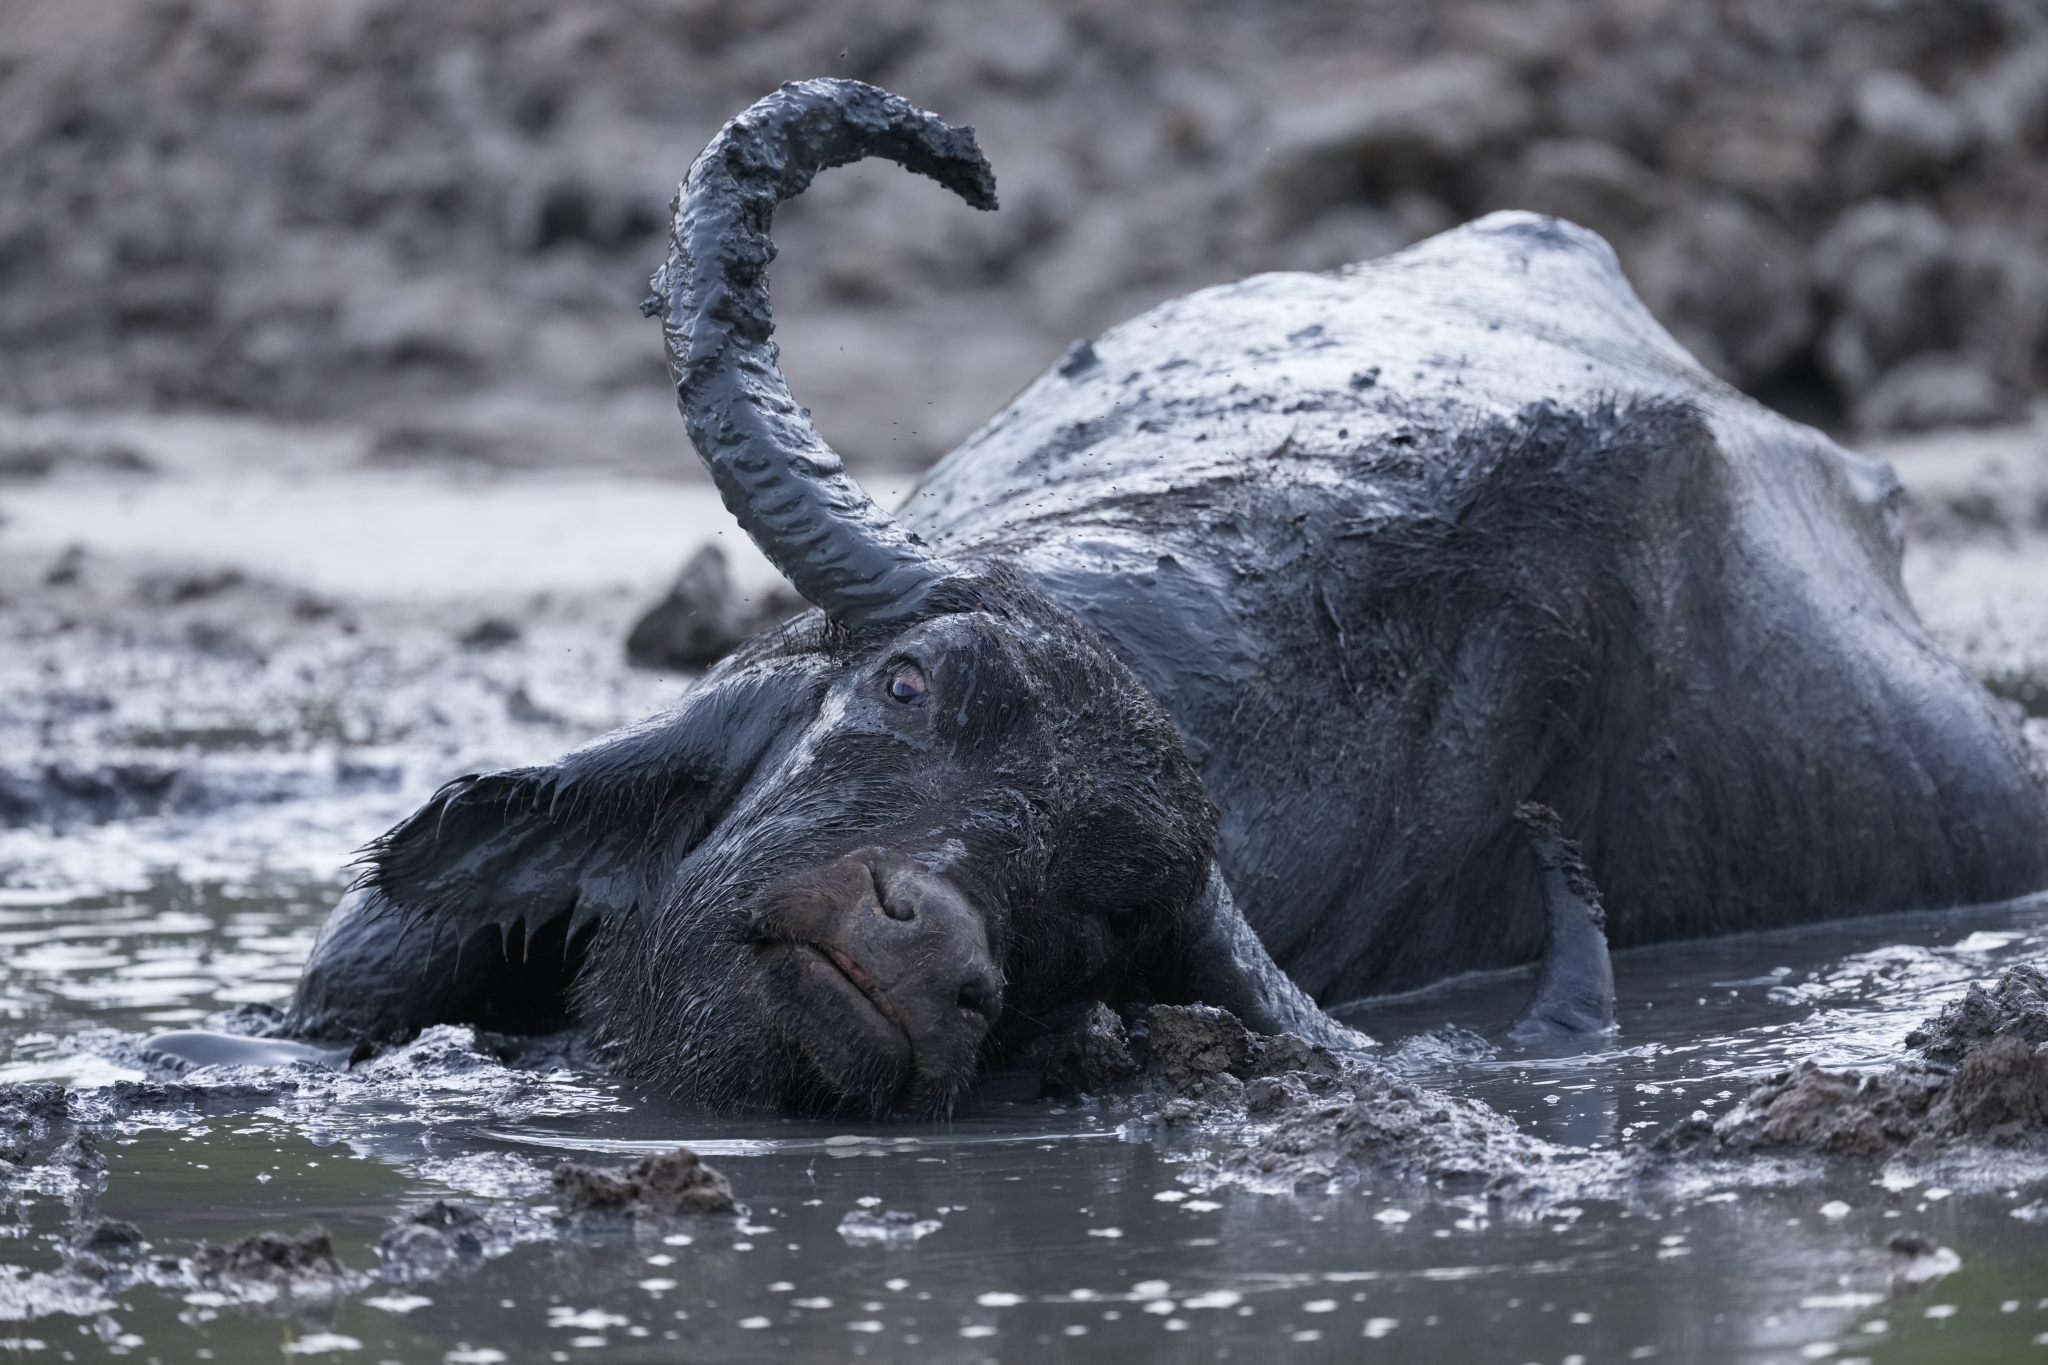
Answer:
552, 1148, 736, 1221
1885, 1230, 1964, 1288
1941, 1032, 2048, 1139
1905, 963, 2048, 1063
1145, 1004, 1342, 1091
73, 1218, 145, 1254
1032, 1001, 1337, 1102
1198, 1059, 1552, 1191
0, 1083, 67, 1166
626, 545, 806, 672
1146, 1004, 1256, 1089
1037, 1001, 1141, 1097
195, 1226, 347, 1281
377, 1201, 492, 1283
1660, 965, 2048, 1160
54, 1130, 104, 1177
1134, 1004, 1548, 1191
66, 1219, 148, 1280
1658, 1061, 1952, 1159
189, 1225, 364, 1304
0, 1083, 68, 1129
1256, 1030, 1346, 1084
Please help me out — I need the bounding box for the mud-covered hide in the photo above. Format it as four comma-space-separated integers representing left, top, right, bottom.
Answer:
902, 211, 2048, 1005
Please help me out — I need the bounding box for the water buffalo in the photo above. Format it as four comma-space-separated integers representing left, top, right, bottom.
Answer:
272, 80, 2048, 1115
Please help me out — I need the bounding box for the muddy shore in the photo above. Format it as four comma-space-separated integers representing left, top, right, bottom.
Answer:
4, 397, 2042, 892
8, 0, 2048, 456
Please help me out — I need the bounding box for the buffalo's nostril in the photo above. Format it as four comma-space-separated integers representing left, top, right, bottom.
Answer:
868, 862, 917, 921
957, 980, 988, 1014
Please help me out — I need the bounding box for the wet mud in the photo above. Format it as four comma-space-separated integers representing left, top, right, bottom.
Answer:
1117, 1005, 1561, 1199
186, 1226, 365, 1307
375, 1202, 498, 1285
10, 0, 2048, 454
0, 888, 2042, 1360
7, 962, 2040, 1260
1658, 965, 2048, 1161
1182, 1053, 1552, 1194
2, 1216, 367, 1335
1011, 969, 2048, 1215
1906, 960, 2048, 1061
1034, 1001, 1142, 1098
551, 1148, 739, 1221
623, 545, 804, 672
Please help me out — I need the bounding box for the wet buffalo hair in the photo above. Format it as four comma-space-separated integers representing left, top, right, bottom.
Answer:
292, 565, 1217, 1117
571, 567, 1217, 1114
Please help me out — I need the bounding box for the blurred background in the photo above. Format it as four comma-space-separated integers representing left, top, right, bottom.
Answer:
7, 0, 2048, 454
2, 0, 2045, 870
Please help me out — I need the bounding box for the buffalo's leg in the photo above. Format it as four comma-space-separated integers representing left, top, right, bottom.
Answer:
1507, 803, 1616, 1042
1173, 864, 1376, 1051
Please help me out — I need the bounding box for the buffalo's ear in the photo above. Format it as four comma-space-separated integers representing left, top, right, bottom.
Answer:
1159, 864, 1375, 1051
286, 659, 820, 1044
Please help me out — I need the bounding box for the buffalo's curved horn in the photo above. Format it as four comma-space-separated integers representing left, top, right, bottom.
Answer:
645, 79, 995, 628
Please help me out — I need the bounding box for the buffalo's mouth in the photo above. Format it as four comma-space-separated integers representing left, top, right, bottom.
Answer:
811, 943, 908, 1032
790, 940, 914, 1045
740, 847, 1004, 1115
756, 939, 916, 1100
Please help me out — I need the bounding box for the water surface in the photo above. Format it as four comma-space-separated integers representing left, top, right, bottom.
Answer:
2, 876, 2045, 1364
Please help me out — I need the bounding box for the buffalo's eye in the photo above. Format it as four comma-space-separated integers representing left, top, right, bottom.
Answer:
887, 662, 928, 705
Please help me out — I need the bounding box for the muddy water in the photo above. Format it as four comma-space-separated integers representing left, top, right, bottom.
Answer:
1, 876, 2046, 1365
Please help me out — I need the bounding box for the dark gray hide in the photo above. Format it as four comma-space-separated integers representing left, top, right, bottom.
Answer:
283, 80, 2048, 1115
900, 211, 2048, 1003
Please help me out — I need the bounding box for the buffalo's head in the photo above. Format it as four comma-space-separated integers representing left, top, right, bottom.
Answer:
577, 579, 1217, 1114
286, 80, 1339, 1115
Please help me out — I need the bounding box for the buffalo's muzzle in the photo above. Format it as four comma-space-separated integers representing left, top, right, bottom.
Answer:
748, 846, 1001, 1105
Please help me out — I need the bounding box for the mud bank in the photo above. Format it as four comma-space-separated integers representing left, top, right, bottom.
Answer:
2, 404, 2037, 892
9, 0, 2048, 453
0, 432, 933, 890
